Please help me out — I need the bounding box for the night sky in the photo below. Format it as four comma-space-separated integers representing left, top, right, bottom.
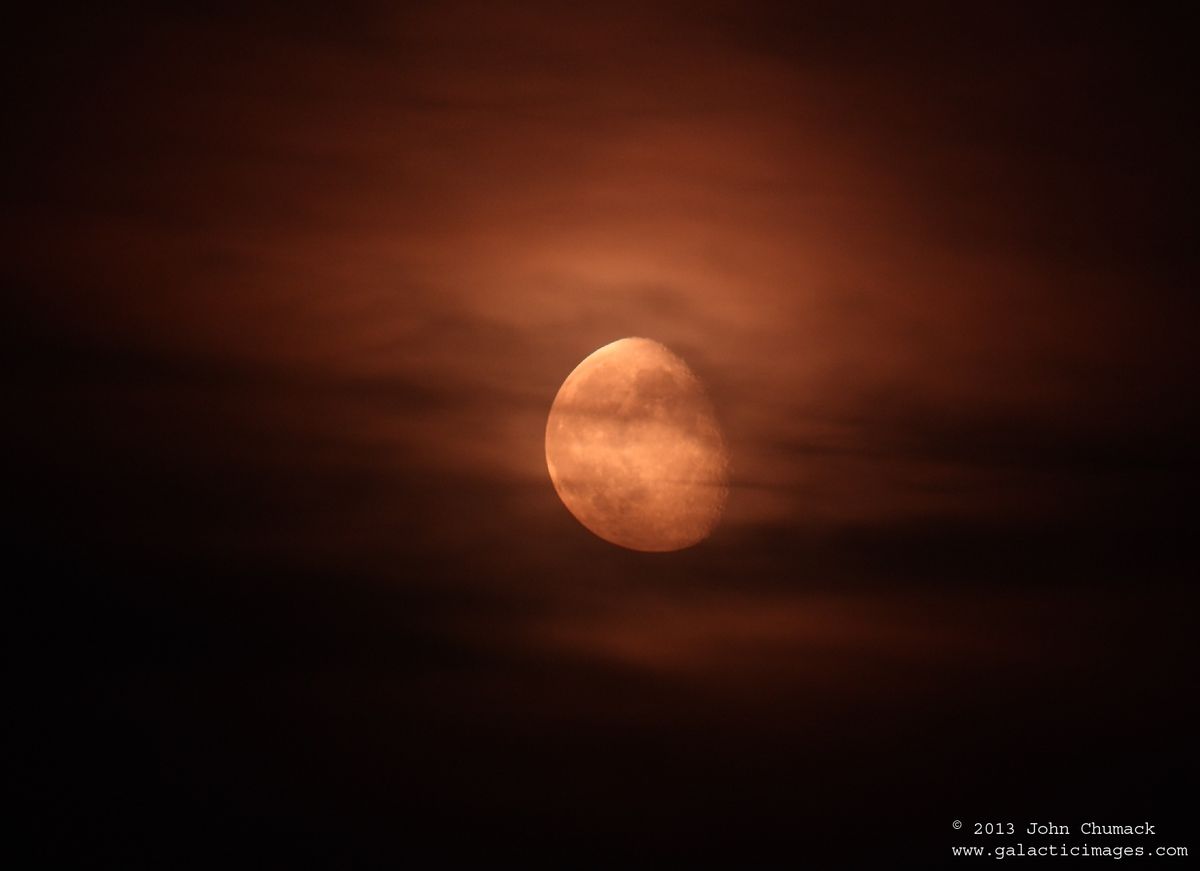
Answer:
9, 3, 1198, 866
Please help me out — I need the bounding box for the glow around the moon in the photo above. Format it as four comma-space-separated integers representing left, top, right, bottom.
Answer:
545, 338, 730, 552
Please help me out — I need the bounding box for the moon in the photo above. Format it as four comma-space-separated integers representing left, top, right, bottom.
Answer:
545, 337, 730, 551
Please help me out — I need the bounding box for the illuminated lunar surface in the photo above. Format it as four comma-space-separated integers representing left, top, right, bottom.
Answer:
545, 338, 730, 552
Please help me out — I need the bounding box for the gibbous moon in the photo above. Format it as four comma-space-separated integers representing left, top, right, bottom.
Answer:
545, 338, 730, 552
